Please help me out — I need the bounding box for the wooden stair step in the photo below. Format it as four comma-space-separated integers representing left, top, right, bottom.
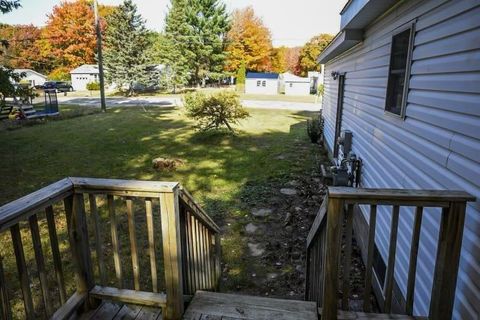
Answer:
183, 291, 317, 320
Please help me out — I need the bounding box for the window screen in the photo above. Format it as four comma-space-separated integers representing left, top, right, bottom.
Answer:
385, 27, 413, 116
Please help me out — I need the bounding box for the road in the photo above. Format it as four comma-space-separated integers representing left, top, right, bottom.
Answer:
56, 96, 321, 112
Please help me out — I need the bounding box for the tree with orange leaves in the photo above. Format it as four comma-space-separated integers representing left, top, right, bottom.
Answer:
42, 0, 113, 80
224, 7, 272, 73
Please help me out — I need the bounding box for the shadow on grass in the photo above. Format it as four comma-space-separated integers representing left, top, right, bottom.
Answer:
0, 107, 322, 317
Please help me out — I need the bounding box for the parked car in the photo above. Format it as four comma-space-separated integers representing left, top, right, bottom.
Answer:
43, 81, 74, 92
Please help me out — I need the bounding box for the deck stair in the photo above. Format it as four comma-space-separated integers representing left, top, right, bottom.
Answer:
0, 178, 474, 320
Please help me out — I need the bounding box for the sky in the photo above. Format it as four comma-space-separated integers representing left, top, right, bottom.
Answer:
1, 0, 346, 47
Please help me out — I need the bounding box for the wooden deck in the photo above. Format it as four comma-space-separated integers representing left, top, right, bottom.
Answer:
182, 291, 318, 320
78, 301, 162, 320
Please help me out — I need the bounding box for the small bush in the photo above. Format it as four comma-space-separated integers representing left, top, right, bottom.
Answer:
86, 82, 100, 91
307, 110, 324, 143
183, 91, 249, 132
317, 83, 324, 97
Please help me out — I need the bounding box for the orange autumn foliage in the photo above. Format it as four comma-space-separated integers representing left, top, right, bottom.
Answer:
224, 7, 272, 73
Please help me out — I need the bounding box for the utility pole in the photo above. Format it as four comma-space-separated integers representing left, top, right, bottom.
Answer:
93, 0, 106, 112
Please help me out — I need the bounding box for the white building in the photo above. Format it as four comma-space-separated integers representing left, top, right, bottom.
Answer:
70, 64, 99, 91
319, 0, 480, 318
13, 69, 47, 87
245, 72, 279, 95
280, 72, 311, 96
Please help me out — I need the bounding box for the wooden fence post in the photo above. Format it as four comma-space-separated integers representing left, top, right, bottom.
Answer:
429, 201, 467, 320
160, 190, 184, 320
321, 196, 344, 320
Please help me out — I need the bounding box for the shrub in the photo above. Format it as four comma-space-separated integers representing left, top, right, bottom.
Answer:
86, 82, 100, 91
183, 91, 249, 132
307, 110, 324, 143
317, 83, 324, 97
48, 67, 70, 81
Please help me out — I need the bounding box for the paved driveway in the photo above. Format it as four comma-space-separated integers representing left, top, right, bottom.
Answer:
57, 96, 321, 112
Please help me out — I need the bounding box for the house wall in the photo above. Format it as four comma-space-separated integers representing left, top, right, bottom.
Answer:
245, 78, 278, 94
71, 73, 98, 91
285, 81, 310, 95
321, 0, 480, 318
23, 73, 46, 87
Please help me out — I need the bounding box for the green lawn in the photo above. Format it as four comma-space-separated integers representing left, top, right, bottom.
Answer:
0, 105, 322, 317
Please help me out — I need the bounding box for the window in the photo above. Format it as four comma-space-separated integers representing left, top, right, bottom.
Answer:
385, 25, 414, 117
256, 80, 261, 87
262, 80, 266, 87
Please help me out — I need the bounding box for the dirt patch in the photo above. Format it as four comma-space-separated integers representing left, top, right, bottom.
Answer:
219, 148, 378, 310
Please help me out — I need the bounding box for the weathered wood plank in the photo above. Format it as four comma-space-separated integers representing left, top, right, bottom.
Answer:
89, 194, 107, 286
185, 210, 195, 294
135, 306, 162, 320
72, 193, 95, 293
10, 224, 35, 319
145, 199, 158, 293
429, 202, 467, 320
70, 177, 177, 194
50, 292, 87, 320
46, 205, 67, 304
178, 188, 220, 233
108, 195, 123, 288
342, 204, 354, 310
0, 178, 73, 232
29, 214, 54, 316
183, 291, 317, 320
363, 205, 377, 312
112, 304, 141, 319
214, 233, 221, 290
160, 190, 184, 319
327, 187, 474, 205
384, 205, 400, 313
126, 198, 140, 291
0, 254, 12, 320
406, 206, 423, 316
90, 286, 167, 308
191, 215, 201, 292
306, 195, 328, 247
88, 301, 121, 320
318, 307, 420, 319
321, 197, 344, 320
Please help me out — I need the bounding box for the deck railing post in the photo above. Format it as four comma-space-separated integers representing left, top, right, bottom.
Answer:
429, 201, 467, 320
321, 196, 344, 320
160, 189, 185, 320
65, 194, 95, 309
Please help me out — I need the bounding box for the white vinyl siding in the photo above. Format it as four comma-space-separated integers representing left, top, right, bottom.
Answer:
321, 0, 480, 318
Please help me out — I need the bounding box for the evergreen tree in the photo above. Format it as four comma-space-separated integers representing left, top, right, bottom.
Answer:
103, 0, 152, 96
161, 0, 192, 93
186, 0, 230, 86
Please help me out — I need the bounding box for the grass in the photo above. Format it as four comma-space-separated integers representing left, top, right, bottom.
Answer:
0, 105, 320, 318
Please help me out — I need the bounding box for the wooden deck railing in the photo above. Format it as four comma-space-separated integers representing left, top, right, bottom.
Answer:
0, 177, 221, 320
306, 187, 475, 320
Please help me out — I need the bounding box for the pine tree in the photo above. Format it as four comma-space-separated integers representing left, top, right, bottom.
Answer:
161, 0, 192, 93
103, 0, 152, 96
186, 0, 230, 86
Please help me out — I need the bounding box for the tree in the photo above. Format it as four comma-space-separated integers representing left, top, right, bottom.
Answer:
285, 46, 301, 75
186, 0, 230, 86
0, 0, 21, 14
224, 7, 272, 73
297, 34, 333, 76
270, 46, 288, 74
42, 0, 97, 78
184, 91, 249, 132
161, 0, 192, 93
103, 0, 152, 96
0, 24, 52, 74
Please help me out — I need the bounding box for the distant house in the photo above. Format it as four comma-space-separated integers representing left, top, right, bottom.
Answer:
70, 64, 99, 91
245, 72, 279, 95
13, 69, 47, 87
280, 72, 311, 96
319, 0, 480, 318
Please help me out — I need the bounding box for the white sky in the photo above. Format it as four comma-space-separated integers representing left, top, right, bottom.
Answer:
1, 0, 346, 47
